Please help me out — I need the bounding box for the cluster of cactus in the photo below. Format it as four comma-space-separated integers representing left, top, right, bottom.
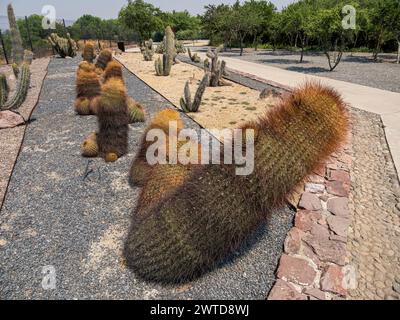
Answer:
140, 39, 155, 61
75, 62, 101, 115
180, 73, 209, 113
0, 50, 32, 111
124, 82, 350, 283
82, 43, 96, 63
95, 49, 113, 70
188, 48, 201, 63
7, 4, 24, 66
155, 26, 176, 76
80, 60, 145, 162
48, 33, 78, 58
205, 46, 228, 87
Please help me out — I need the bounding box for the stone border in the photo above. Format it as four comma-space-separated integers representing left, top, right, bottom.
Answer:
268, 135, 353, 300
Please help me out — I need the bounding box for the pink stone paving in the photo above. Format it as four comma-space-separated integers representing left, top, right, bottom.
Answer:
267, 136, 352, 300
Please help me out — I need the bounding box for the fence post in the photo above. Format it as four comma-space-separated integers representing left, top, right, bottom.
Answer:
0, 30, 9, 64
25, 16, 34, 53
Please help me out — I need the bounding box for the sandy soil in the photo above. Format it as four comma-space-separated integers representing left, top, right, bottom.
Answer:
116, 52, 279, 130
0, 57, 50, 207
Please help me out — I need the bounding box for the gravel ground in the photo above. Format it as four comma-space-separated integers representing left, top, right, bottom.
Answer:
192, 48, 400, 93
0, 56, 294, 300
347, 109, 400, 300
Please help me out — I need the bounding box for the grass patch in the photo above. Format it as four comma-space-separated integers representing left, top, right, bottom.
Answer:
229, 121, 237, 125
245, 107, 257, 111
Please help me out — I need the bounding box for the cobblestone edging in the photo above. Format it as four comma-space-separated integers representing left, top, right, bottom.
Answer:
268, 136, 353, 300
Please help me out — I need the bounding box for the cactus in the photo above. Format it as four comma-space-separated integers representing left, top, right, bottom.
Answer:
1, 51, 32, 111
0, 73, 9, 106
154, 54, 172, 76
154, 26, 177, 76
7, 4, 24, 66
259, 87, 281, 100
78, 61, 95, 72
96, 78, 129, 160
81, 132, 99, 157
82, 43, 96, 63
12, 63, 19, 78
127, 97, 145, 123
180, 73, 209, 113
48, 33, 77, 58
95, 49, 112, 71
103, 60, 123, 83
124, 82, 350, 283
188, 48, 200, 63
204, 58, 210, 73
129, 109, 184, 187
75, 69, 101, 115
206, 46, 228, 87
140, 39, 154, 61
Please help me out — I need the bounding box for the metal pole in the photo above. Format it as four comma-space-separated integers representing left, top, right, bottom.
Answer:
0, 30, 9, 64
25, 16, 34, 53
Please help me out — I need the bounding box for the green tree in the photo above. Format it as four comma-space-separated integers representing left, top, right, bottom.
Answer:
119, 0, 163, 43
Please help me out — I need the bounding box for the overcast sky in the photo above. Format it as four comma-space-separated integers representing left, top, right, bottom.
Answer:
0, 0, 297, 20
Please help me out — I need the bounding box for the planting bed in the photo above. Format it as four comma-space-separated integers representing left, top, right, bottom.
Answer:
0, 56, 294, 299
115, 52, 281, 130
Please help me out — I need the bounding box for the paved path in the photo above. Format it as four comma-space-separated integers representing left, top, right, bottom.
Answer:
194, 51, 400, 180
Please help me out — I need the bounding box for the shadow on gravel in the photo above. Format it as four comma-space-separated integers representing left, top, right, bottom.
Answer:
286, 66, 329, 73
259, 58, 310, 65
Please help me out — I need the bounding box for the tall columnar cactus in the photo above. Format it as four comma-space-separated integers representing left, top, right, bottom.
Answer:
96, 78, 129, 162
180, 73, 209, 113
82, 43, 96, 63
188, 48, 200, 63
154, 54, 172, 76
154, 26, 176, 76
141, 39, 154, 61
1, 51, 32, 111
206, 46, 228, 87
0, 73, 9, 106
7, 4, 24, 66
48, 33, 77, 58
75, 68, 101, 115
124, 82, 350, 283
129, 109, 184, 187
95, 49, 113, 71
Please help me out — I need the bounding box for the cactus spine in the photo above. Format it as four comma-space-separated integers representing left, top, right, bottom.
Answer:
154, 26, 176, 76
0, 73, 9, 106
48, 33, 77, 58
103, 60, 124, 83
124, 82, 350, 283
7, 4, 24, 66
95, 49, 112, 71
180, 73, 209, 113
82, 43, 96, 63
141, 39, 154, 61
96, 78, 129, 161
1, 51, 32, 111
206, 46, 228, 87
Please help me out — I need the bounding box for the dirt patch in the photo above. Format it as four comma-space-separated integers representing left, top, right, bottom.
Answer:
116, 52, 280, 130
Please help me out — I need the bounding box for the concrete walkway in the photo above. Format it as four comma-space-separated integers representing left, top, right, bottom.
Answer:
195, 51, 400, 179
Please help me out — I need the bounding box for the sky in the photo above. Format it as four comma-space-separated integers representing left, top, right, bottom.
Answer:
0, 0, 297, 20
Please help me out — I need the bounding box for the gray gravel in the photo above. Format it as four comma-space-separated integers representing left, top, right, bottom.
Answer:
0, 56, 294, 300
192, 47, 400, 93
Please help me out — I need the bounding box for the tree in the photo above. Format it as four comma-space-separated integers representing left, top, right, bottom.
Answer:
119, 0, 163, 43
202, 4, 233, 48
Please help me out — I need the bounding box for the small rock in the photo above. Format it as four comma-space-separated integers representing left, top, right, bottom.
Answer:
304, 288, 326, 300
304, 237, 346, 265
310, 223, 330, 240
327, 197, 349, 217
326, 180, 349, 197
276, 254, 317, 286
268, 280, 307, 300
327, 216, 350, 237
294, 210, 322, 232
327, 169, 350, 184
284, 228, 302, 255
0, 111, 25, 129
305, 183, 325, 194
320, 265, 346, 296
299, 192, 322, 211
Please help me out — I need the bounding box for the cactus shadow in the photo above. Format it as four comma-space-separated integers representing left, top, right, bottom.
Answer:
123, 208, 281, 286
